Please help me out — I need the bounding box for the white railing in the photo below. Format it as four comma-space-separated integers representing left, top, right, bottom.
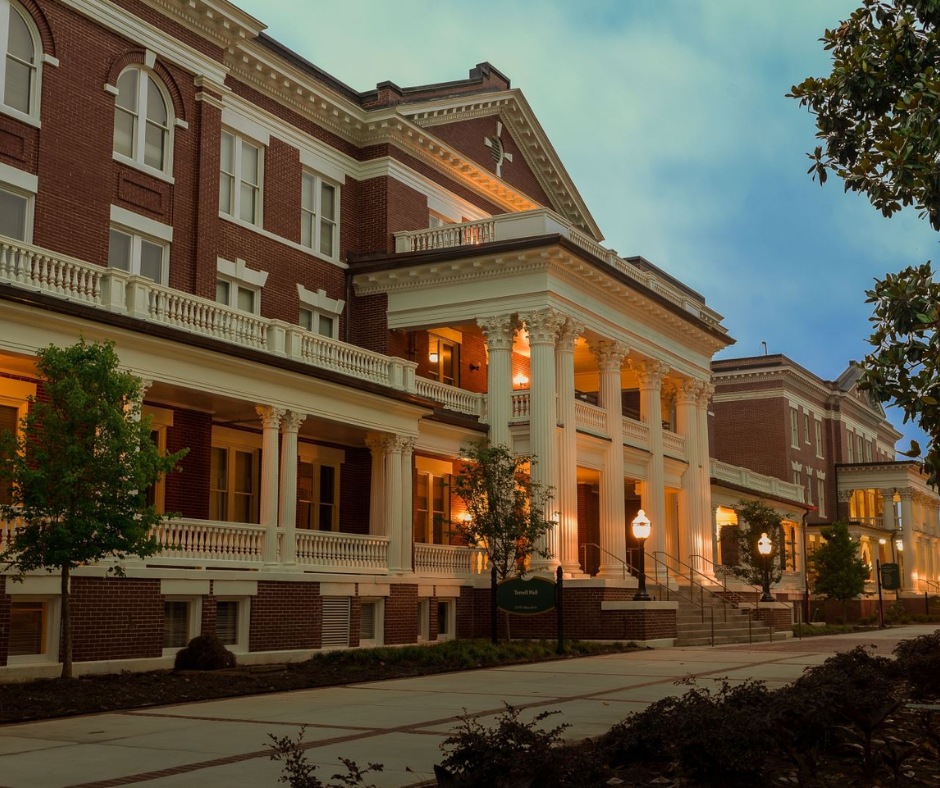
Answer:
663, 430, 686, 457
150, 518, 267, 564
711, 460, 806, 503
510, 390, 530, 420
393, 208, 726, 331
395, 218, 497, 252
148, 286, 268, 349
623, 417, 650, 447
575, 401, 608, 436
0, 515, 23, 553
414, 543, 485, 576
295, 530, 389, 572
0, 239, 102, 306
293, 330, 400, 386
414, 377, 484, 417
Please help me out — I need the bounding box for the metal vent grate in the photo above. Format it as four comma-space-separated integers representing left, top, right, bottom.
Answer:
321, 597, 350, 648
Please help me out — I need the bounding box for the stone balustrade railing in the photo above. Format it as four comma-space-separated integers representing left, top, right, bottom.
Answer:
622, 417, 650, 446
574, 401, 608, 436
295, 529, 389, 572
663, 430, 686, 457
510, 390, 530, 420
151, 518, 267, 565
414, 543, 485, 576
414, 378, 484, 417
393, 208, 726, 331
711, 460, 806, 504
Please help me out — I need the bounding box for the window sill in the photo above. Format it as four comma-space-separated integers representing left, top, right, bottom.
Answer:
219, 213, 346, 269
0, 104, 40, 129
113, 153, 176, 185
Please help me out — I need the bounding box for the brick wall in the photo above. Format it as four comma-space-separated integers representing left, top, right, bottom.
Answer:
249, 581, 320, 652
383, 584, 418, 645
711, 398, 789, 480
163, 407, 211, 520
70, 577, 163, 662
340, 446, 372, 535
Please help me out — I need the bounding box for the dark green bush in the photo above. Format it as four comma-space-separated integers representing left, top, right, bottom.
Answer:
268, 727, 382, 787
894, 629, 940, 699
173, 634, 236, 671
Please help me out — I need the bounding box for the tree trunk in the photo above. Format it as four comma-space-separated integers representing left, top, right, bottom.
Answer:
60, 565, 72, 679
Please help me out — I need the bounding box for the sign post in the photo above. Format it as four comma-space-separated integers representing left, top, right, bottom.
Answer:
555, 566, 564, 655
876, 558, 885, 629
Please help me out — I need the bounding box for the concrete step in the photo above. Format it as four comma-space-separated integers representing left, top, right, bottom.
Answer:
677, 632, 775, 647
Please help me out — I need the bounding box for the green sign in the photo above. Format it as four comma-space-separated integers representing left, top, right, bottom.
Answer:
881, 562, 901, 591
496, 576, 556, 615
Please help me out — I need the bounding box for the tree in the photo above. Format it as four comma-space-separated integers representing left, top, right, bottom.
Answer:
0, 339, 185, 678
809, 522, 870, 621
790, 0, 940, 482
450, 441, 555, 581
730, 500, 785, 592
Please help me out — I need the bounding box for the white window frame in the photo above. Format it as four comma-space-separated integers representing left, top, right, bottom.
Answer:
300, 169, 339, 260
214, 597, 250, 653
417, 598, 430, 642
108, 206, 173, 286
210, 426, 262, 524
789, 407, 799, 448
216, 257, 267, 315
358, 598, 384, 647
297, 285, 344, 340
109, 61, 175, 179
0, 161, 36, 243
803, 411, 810, 444
162, 596, 202, 657
6, 595, 60, 665
219, 129, 263, 226
817, 478, 826, 518
847, 429, 855, 462
0, 0, 44, 126
296, 443, 344, 531
814, 418, 824, 459
415, 456, 452, 545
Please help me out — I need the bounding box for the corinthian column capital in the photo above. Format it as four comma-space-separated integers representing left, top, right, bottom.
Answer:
633, 360, 669, 389
477, 314, 518, 351
556, 318, 585, 352
255, 405, 285, 430
591, 339, 629, 372
521, 309, 566, 345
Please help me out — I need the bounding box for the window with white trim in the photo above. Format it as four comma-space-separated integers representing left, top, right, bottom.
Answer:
108, 226, 168, 284
817, 479, 826, 517
216, 257, 267, 315
815, 419, 824, 458
437, 599, 455, 641
220, 130, 262, 225
210, 428, 261, 524
163, 597, 201, 655
301, 170, 338, 258
792, 469, 801, 487
789, 408, 799, 448
428, 331, 460, 387
8, 597, 59, 663
415, 456, 453, 545
803, 412, 810, 444
297, 285, 344, 340
359, 599, 383, 647
0, 182, 29, 241
1, 1, 40, 121
847, 430, 855, 462
296, 443, 344, 531
112, 67, 172, 174
417, 599, 430, 642
214, 598, 249, 652
0, 377, 35, 508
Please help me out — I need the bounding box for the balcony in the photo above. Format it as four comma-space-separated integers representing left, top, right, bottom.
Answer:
394, 209, 725, 332
711, 460, 806, 503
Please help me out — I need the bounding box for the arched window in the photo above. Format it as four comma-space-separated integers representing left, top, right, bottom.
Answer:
1, 0, 40, 119
113, 67, 172, 173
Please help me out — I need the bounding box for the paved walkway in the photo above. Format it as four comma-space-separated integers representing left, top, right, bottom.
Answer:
0, 625, 933, 788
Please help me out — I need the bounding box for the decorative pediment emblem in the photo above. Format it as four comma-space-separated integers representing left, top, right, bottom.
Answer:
483, 121, 513, 177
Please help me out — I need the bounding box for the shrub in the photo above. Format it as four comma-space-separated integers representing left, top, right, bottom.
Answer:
268, 727, 382, 787
893, 629, 940, 699
173, 635, 236, 671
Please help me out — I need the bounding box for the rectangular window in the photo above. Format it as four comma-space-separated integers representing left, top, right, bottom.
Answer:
108, 227, 168, 284
296, 458, 340, 530
864, 440, 872, 462
803, 412, 810, 444
220, 131, 262, 225
817, 479, 826, 517
417, 599, 430, 642
299, 308, 337, 339
164, 600, 190, 649
815, 419, 824, 458
437, 600, 454, 640
429, 333, 459, 387
216, 278, 259, 314
0, 184, 29, 242
300, 171, 338, 258
209, 445, 259, 523
0, 403, 17, 506
9, 600, 45, 656
216, 600, 239, 646
793, 470, 801, 487
789, 408, 799, 448
857, 434, 864, 462
415, 471, 450, 544
847, 431, 855, 463
359, 599, 382, 646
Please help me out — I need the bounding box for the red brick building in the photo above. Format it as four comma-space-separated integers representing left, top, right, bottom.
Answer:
711, 355, 940, 594
0, 0, 735, 676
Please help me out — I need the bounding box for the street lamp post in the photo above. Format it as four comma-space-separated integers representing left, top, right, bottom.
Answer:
632, 509, 652, 601
757, 532, 774, 602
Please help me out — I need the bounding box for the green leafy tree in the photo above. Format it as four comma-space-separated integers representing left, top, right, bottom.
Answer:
0, 339, 186, 678
790, 0, 940, 482
730, 500, 785, 591
809, 522, 870, 621
450, 442, 555, 580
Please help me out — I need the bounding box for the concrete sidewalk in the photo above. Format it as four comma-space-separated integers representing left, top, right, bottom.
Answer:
0, 625, 932, 788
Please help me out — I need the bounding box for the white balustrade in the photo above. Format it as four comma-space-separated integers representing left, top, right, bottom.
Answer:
414, 543, 485, 576
711, 460, 806, 503
150, 518, 267, 564
414, 377, 484, 416
295, 529, 389, 572
294, 330, 394, 385
510, 390, 530, 421
148, 286, 268, 349
662, 430, 686, 457
0, 515, 23, 553
395, 218, 496, 252
622, 417, 650, 447
0, 239, 102, 305
574, 401, 608, 436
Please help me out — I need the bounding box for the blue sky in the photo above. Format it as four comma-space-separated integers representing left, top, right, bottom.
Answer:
234, 0, 935, 452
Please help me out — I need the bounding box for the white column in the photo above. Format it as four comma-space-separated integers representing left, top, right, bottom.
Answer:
385, 436, 404, 573
399, 436, 416, 573
555, 318, 584, 575
899, 487, 915, 589
696, 383, 716, 570
478, 315, 518, 449
593, 340, 629, 577
256, 405, 284, 564
278, 410, 304, 565
522, 309, 566, 571
675, 379, 701, 569
366, 433, 388, 537
881, 489, 897, 533
636, 361, 668, 560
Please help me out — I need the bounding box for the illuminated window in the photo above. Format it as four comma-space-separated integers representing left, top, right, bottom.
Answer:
428, 333, 459, 386
209, 433, 260, 524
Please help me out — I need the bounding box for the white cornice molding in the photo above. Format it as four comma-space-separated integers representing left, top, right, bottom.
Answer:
138, 0, 264, 48
60, 0, 229, 84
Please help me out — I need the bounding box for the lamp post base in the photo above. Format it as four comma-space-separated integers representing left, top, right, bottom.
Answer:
633, 572, 651, 601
